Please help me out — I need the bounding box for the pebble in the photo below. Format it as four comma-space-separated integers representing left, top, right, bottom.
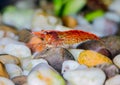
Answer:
0, 62, 9, 78
5, 63, 22, 78
109, 0, 120, 15
113, 54, 120, 69
105, 12, 120, 23
105, 75, 120, 85
0, 54, 20, 65
27, 63, 66, 85
62, 60, 87, 74
95, 64, 119, 78
93, 17, 118, 37
0, 77, 15, 85
63, 68, 106, 85
4, 44, 31, 59
78, 50, 112, 67
21, 58, 48, 75
31, 9, 62, 31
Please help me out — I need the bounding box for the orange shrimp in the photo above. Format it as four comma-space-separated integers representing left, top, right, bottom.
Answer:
27, 30, 99, 52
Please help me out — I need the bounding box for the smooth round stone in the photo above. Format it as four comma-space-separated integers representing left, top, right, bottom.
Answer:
63, 68, 106, 85
105, 75, 120, 85
113, 54, 120, 69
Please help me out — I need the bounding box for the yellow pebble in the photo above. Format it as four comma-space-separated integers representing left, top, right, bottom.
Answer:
78, 50, 112, 67
0, 62, 9, 78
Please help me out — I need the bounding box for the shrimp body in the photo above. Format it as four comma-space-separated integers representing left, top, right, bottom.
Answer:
27, 30, 99, 52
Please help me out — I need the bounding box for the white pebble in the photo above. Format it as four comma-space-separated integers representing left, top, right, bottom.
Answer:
21, 58, 48, 75
0, 38, 24, 54
68, 49, 84, 61
0, 30, 4, 38
105, 12, 120, 22
0, 37, 25, 46
27, 63, 65, 85
109, 0, 120, 15
48, 16, 59, 25
55, 25, 72, 31
5, 63, 22, 78
0, 30, 18, 40
0, 77, 15, 85
105, 75, 120, 85
113, 54, 120, 69
31, 9, 62, 31
4, 44, 31, 59
77, 15, 90, 25
0, 45, 5, 54
63, 68, 106, 85
93, 17, 118, 37
6, 31, 18, 40
62, 60, 87, 74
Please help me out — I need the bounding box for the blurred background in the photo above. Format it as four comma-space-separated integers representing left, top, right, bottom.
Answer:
0, 0, 120, 37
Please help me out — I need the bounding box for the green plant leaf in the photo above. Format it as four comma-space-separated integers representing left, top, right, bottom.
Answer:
85, 10, 105, 22
62, 0, 87, 16
53, 0, 63, 16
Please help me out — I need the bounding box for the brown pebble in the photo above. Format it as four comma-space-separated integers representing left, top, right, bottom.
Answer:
0, 62, 9, 78
12, 75, 27, 85
62, 16, 78, 28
